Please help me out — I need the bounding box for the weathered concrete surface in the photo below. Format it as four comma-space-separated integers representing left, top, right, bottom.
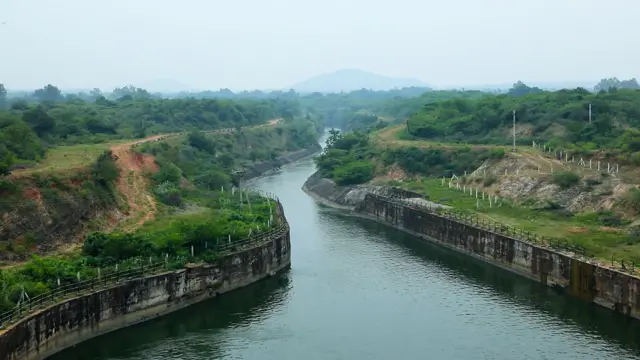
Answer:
0, 228, 291, 360
303, 172, 640, 320
302, 172, 449, 211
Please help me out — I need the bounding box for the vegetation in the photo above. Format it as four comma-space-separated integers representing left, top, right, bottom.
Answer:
552, 171, 581, 189
141, 117, 320, 200
316, 128, 506, 185
315, 130, 376, 185
0, 82, 325, 317
0, 83, 301, 176
0, 151, 120, 254
594, 77, 640, 92
380, 146, 504, 178
0, 189, 278, 313
391, 178, 640, 266
406, 86, 640, 160
300, 89, 488, 131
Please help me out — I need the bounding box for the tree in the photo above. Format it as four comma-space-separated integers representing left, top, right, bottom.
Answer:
22, 106, 56, 137
0, 144, 15, 176
0, 83, 6, 109
508, 81, 543, 97
33, 84, 63, 102
593, 77, 639, 92
89, 88, 102, 99
112, 85, 152, 100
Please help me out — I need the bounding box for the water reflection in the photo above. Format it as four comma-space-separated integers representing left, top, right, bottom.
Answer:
52, 143, 640, 360
48, 274, 292, 360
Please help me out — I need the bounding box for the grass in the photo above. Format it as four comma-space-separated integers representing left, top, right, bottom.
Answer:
368, 124, 640, 264
10, 142, 127, 177
373, 125, 624, 180
390, 178, 640, 265
10, 121, 281, 177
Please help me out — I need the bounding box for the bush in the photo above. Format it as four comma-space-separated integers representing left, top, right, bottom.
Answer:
332, 161, 375, 186
193, 170, 231, 191
92, 151, 119, 186
154, 161, 182, 184
153, 181, 183, 206
552, 171, 580, 189
488, 148, 505, 159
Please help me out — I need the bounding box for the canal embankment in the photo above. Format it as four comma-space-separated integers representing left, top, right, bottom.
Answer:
0, 207, 291, 360
302, 172, 640, 320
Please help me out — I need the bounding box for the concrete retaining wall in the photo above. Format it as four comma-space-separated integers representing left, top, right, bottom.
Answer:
0, 228, 291, 360
302, 173, 640, 320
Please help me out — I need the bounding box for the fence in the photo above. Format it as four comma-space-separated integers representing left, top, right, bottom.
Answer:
0, 190, 289, 330
374, 190, 638, 276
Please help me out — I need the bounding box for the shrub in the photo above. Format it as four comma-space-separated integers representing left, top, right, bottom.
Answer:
552, 171, 580, 189
153, 181, 183, 206
332, 161, 375, 186
154, 161, 182, 184
92, 151, 120, 186
488, 148, 505, 159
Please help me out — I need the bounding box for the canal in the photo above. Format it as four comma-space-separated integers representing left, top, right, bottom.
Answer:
51, 146, 640, 360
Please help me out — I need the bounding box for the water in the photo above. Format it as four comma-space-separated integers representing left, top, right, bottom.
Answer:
52, 155, 640, 360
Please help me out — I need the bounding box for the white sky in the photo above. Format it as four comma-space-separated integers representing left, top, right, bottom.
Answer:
0, 0, 638, 91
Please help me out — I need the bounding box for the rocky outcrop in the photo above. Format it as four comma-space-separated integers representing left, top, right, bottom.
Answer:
301, 171, 449, 211
467, 155, 626, 214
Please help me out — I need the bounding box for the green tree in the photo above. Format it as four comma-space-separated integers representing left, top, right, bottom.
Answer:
0, 144, 15, 176
0, 83, 6, 109
22, 106, 56, 137
33, 84, 63, 102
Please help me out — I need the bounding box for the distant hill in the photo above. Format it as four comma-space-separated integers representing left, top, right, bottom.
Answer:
291, 69, 431, 93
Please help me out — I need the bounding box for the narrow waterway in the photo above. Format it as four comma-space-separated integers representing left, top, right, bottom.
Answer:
52, 144, 640, 360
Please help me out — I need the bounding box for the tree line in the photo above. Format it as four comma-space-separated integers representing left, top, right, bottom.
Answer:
406, 87, 640, 160
0, 84, 303, 175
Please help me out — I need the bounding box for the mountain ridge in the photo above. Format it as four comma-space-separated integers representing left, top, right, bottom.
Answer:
290, 69, 431, 93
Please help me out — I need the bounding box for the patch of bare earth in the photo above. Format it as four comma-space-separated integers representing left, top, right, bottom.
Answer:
110, 140, 160, 231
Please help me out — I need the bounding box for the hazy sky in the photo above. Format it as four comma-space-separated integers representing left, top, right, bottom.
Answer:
1, 0, 638, 91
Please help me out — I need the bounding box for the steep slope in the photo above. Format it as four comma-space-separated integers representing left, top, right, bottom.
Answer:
0, 120, 286, 264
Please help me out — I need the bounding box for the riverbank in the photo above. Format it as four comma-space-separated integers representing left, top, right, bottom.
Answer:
302, 171, 640, 320
0, 209, 291, 360
240, 142, 323, 182
0, 187, 291, 360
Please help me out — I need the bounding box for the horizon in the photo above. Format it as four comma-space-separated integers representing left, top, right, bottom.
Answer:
1, 71, 613, 93
2, 0, 638, 92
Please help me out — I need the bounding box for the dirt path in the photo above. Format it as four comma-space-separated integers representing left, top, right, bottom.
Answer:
0, 120, 284, 269
110, 140, 160, 230
111, 119, 282, 231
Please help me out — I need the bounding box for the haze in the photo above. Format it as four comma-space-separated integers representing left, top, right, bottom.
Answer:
1, 0, 638, 91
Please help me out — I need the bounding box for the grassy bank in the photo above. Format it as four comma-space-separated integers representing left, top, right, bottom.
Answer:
0, 189, 279, 313
387, 178, 639, 265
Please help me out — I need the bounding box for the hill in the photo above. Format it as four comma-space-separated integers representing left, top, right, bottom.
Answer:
291, 69, 431, 93
315, 127, 640, 269
406, 88, 640, 161
0, 87, 319, 264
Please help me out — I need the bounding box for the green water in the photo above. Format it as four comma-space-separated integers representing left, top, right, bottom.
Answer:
51, 156, 640, 360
